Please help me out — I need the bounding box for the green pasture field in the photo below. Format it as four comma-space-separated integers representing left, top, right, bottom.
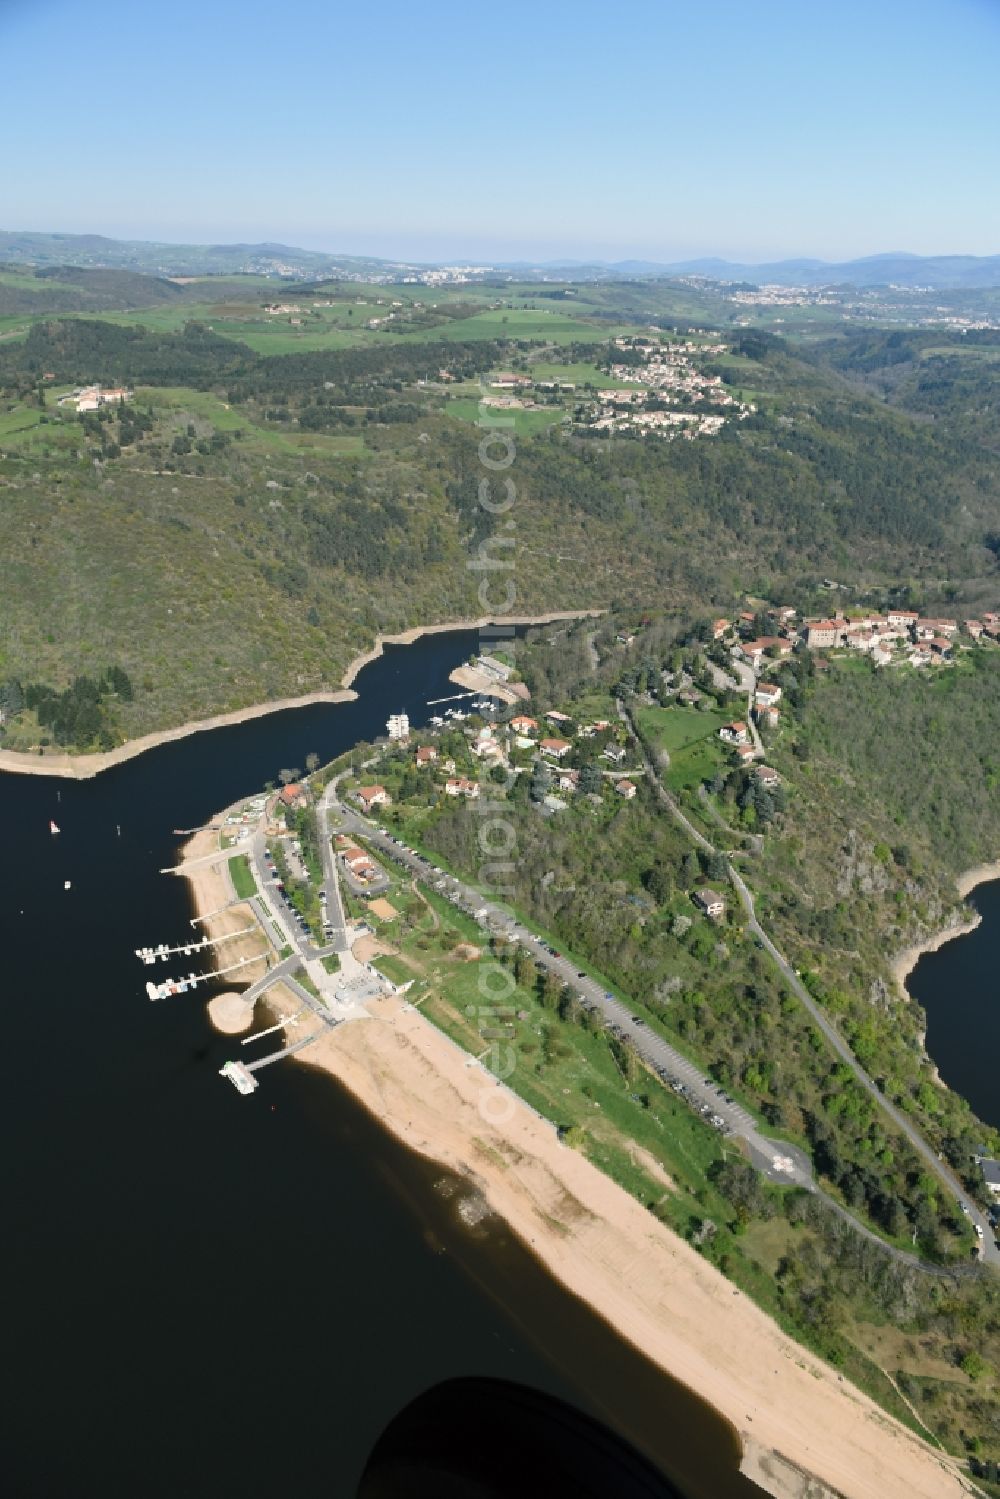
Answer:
637, 704, 730, 793
637, 703, 730, 753
397, 306, 638, 344
525, 359, 637, 387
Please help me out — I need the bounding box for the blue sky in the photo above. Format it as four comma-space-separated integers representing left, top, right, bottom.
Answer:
3, 0, 999, 263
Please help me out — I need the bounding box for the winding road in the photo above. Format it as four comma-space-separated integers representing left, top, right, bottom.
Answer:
621, 700, 999, 1269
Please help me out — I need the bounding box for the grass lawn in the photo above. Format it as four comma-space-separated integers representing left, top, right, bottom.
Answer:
637, 704, 731, 795
637, 704, 730, 753
371, 951, 418, 986
382, 880, 734, 1208
526, 359, 640, 388
228, 855, 257, 899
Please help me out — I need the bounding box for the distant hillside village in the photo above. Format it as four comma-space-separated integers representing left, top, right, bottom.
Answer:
717, 605, 997, 670
478, 336, 755, 442
586, 336, 755, 440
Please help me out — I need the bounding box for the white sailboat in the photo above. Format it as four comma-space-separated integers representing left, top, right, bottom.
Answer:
50, 820, 60, 835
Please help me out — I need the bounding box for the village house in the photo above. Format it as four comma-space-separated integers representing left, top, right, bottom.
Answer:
445, 777, 480, 798
805, 620, 843, 649
755, 682, 782, 707
965, 619, 984, 640
557, 769, 580, 792
980, 1159, 1000, 1199
930, 636, 954, 658
740, 637, 784, 667
615, 778, 637, 799
341, 847, 378, 882
693, 888, 726, 919
735, 744, 758, 764
886, 609, 919, 631
540, 737, 572, 759
719, 720, 749, 745
356, 785, 391, 812
603, 744, 627, 764
712, 618, 731, 640
509, 714, 538, 735
415, 746, 437, 765
278, 782, 308, 809
755, 703, 780, 728
545, 710, 573, 726
756, 765, 781, 789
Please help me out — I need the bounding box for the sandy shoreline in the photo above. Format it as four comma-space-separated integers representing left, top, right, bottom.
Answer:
0, 609, 604, 781
891, 859, 1000, 994
174, 803, 969, 1499
267, 993, 968, 1499
176, 827, 270, 985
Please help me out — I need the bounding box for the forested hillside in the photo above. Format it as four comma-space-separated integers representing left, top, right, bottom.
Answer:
360, 611, 1000, 1459
2, 298, 1000, 749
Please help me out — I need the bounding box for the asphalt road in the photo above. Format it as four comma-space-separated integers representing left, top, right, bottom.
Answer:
332, 800, 812, 1189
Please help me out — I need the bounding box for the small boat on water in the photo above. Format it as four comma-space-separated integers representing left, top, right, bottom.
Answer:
50, 820, 60, 835
64, 880, 71, 890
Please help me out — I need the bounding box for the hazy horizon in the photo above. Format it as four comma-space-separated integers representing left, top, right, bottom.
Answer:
3, 224, 998, 269
3, 0, 999, 265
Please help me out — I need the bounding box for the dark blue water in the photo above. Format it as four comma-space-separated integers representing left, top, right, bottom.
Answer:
0, 628, 749, 1499
907, 879, 1000, 1130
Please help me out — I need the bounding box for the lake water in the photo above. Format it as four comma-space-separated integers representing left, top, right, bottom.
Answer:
0, 627, 753, 1497
907, 878, 1000, 1130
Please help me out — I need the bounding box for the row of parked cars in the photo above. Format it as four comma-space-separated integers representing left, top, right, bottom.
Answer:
368, 823, 739, 1137
263, 845, 327, 945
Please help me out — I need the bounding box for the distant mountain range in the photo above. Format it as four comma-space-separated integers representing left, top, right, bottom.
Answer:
0, 231, 412, 281
506, 252, 1000, 289
647, 252, 1000, 290
2, 230, 999, 290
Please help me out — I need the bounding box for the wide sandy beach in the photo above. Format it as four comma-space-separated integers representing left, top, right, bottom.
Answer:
0, 609, 603, 781
177, 827, 271, 986
254, 984, 971, 1499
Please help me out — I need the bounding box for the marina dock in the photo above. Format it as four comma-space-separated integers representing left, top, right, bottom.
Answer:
246, 1032, 324, 1070
135, 925, 256, 965
145, 953, 259, 1001
240, 1009, 305, 1045
220, 1032, 323, 1095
